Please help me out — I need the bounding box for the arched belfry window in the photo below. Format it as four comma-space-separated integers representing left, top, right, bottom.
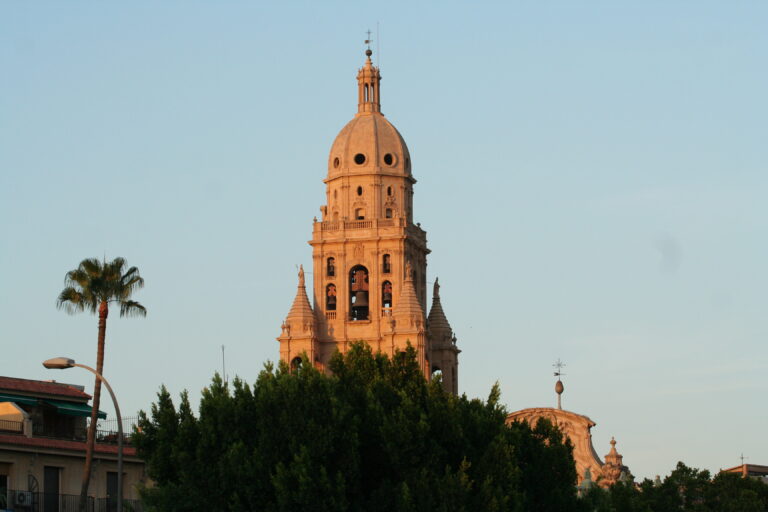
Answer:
349, 265, 369, 321
364, 84, 369, 102
291, 357, 302, 373
385, 208, 393, 219
326, 283, 337, 311
382, 254, 391, 274
382, 280, 393, 308
326, 257, 335, 277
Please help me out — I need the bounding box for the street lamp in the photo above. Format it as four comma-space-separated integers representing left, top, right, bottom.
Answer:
43, 357, 124, 512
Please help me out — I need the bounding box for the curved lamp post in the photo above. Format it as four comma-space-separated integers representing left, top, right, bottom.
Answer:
43, 357, 123, 512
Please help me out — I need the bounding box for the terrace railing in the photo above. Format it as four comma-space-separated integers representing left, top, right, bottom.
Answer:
0, 418, 23, 434
4, 490, 143, 512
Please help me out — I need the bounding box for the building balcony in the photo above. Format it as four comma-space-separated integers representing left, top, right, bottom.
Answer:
317, 218, 403, 232
0, 418, 135, 446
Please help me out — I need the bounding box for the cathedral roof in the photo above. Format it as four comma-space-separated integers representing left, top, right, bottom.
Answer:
326, 51, 412, 181
427, 278, 452, 336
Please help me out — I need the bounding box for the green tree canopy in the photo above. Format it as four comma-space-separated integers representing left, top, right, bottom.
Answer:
134, 343, 580, 512
580, 461, 768, 512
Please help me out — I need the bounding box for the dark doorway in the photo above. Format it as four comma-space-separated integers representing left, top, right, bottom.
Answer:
107, 471, 118, 512
43, 466, 59, 512
0, 474, 8, 510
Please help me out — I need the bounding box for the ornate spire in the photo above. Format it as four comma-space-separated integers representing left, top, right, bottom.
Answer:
427, 277, 453, 337
284, 265, 315, 334
394, 262, 424, 325
357, 48, 381, 114
604, 437, 624, 467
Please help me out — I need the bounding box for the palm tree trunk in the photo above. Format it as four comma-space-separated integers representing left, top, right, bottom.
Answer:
79, 301, 108, 512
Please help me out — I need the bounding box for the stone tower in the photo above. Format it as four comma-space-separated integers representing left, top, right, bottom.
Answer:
278, 49, 460, 394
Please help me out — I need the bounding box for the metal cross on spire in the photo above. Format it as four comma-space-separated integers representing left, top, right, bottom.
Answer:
365, 29, 372, 49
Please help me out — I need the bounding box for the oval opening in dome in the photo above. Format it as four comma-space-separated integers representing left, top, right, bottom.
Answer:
333, 157, 340, 168
357, 186, 363, 196
354, 153, 366, 165
383, 153, 394, 166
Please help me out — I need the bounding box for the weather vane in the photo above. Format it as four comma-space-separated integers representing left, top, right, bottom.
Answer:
553, 358, 566, 378
553, 359, 566, 410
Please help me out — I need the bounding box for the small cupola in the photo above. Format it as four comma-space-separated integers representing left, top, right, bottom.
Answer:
357, 49, 381, 114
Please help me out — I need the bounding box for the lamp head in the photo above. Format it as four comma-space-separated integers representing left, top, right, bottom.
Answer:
43, 357, 75, 369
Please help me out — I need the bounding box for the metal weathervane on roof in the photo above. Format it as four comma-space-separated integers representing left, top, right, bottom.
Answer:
553, 358, 566, 410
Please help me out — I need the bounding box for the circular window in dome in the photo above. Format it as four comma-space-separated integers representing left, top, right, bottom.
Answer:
354, 153, 366, 165
383, 153, 395, 166
333, 157, 340, 168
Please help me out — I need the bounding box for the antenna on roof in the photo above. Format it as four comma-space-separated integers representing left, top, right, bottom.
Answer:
221, 345, 227, 385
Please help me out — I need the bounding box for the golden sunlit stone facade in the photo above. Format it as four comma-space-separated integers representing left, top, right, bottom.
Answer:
278, 50, 460, 393
506, 379, 631, 488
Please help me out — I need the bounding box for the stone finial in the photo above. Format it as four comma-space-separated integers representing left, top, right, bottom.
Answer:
405, 261, 413, 281
298, 264, 305, 288
433, 277, 440, 298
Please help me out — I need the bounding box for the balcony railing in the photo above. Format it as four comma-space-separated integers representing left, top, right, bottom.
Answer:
325, 311, 336, 320
4, 490, 143, 512
31, 423, 132, 445
318, 218, 405, 232
381, 307, 393, 317
0, 418, 23, 433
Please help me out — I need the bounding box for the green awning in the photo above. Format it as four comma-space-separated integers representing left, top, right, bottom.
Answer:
44, 400, 107, 420
0, 393, 39, 406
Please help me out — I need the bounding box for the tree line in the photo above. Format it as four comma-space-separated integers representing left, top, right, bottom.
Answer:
134, 343, 768, 512
134, 343, 578, 511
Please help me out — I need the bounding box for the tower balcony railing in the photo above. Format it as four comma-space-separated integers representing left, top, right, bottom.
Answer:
381, 307, 393, 317
318, 218, 405, 232
325, 311, 337, 320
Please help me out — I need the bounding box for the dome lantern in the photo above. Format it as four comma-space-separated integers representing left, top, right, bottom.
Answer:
357, 49, 381, 114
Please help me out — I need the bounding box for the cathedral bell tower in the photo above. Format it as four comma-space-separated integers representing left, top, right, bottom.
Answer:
278, 48, 460, 393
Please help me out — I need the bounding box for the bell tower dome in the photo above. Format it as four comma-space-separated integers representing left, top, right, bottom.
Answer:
277, 48, 459, 393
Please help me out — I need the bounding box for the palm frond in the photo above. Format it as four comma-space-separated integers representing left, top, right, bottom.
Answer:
56, 287, 89, 314
79, 258, 103, 278
119, 300, 147, 318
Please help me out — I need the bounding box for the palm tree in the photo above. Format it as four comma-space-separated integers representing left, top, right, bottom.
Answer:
57, 257, 146, 511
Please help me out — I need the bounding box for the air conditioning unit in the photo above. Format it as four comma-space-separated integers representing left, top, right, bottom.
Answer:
14, 491, 32, 507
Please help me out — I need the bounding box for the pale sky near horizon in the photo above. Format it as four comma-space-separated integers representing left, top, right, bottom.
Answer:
1, 1, 766, 481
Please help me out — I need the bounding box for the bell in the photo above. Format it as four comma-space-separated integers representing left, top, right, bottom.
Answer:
327, 295, 336, 307
382, 291, 392, 303
353, 291, 369, 308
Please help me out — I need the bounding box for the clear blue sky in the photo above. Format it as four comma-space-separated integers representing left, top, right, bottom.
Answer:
1, 1, 766, 481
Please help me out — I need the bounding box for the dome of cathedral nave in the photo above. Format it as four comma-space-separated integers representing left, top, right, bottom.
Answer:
327, 112, 411, 179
